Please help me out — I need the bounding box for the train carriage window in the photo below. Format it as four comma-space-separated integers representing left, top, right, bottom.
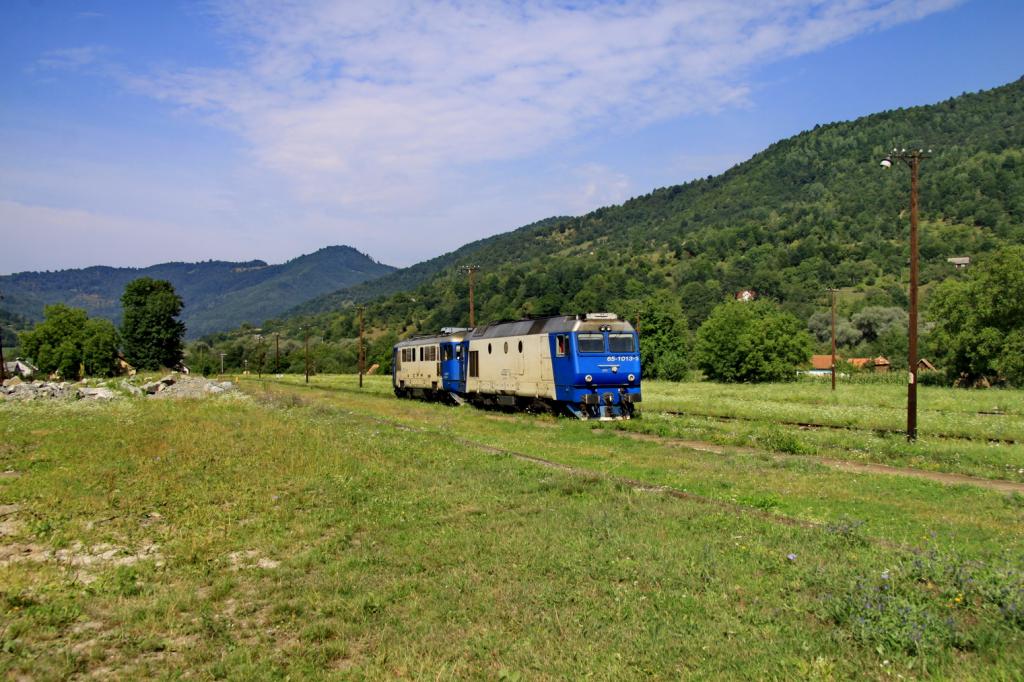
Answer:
424, 346, 437, 362
487, 343, 492, 355
518, 341, 523, 353
556, 335, 568, 356
504, 341, 508, 354
577, 333, 605, 353
469, 350, 479, 377
418, 347, 423, 361
608, 333, 636, 353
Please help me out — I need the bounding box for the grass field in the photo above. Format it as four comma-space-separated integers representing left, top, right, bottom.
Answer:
1, 376, 1022, 679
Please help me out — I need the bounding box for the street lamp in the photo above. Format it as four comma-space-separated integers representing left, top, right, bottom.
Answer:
880, 147, 931, 441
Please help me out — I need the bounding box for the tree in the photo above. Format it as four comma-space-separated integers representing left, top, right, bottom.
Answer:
695, 300, 812, 382
19, 304, 120, 379
121, 278, 186, 370
927, 246, 1024, 385
19, 304, 88, 378
629, 297, 691, 381
81, 318, 121, 377
851, 306, 907, 343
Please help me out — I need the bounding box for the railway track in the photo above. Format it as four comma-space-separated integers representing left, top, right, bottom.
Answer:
660, 410, 1020, 445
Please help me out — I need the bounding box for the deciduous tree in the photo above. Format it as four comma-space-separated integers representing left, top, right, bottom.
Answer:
121, 278, 186, 370
695, 300, 812, 383
928, 246, 1024, 385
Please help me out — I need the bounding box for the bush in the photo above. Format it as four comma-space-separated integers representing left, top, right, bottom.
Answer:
694, 300, 813, 382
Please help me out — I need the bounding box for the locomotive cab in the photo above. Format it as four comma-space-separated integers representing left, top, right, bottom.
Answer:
551, 314, 642, 419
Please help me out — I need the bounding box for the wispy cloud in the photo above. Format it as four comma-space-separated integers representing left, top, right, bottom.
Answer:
125, 0, 958, 211
34, 45, 108, 71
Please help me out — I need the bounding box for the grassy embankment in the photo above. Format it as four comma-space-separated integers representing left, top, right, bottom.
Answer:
0, 376, 1021, 679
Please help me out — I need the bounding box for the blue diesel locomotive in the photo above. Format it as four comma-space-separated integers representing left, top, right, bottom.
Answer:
392, 312, 641, 419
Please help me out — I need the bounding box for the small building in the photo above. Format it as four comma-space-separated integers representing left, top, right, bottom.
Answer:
947, 256, 970, 269
3, 357, 38, 379
810, 354, 835, 370
873, 356, 891, 374
918, 358, 938, 372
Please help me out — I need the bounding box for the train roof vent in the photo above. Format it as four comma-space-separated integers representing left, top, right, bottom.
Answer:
584, 312, 619, 321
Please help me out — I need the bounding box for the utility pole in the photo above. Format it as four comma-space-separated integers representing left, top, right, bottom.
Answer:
881, 148, 930, 441
826, 288, 838, 391
460, 265, 481, 327
275, 333, 280, 374
256, 335, 264, 378
357, 305, 365, 388
0, 290, 6, 383
303, 327, 310, 384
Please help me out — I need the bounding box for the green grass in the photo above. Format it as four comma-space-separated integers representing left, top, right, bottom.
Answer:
1, 378, 1022, 679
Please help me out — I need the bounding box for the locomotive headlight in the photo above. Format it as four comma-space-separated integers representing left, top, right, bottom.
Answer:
628, 373, 636, 382
585, 374, 593, 383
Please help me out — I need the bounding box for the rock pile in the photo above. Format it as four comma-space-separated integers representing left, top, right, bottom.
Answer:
144, 373, 235, 399
0, 373, 236, 401
0, 380, 116, 402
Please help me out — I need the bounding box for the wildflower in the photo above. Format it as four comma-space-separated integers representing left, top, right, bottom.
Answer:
880, 570, 890, 581
786, 553, 797, 562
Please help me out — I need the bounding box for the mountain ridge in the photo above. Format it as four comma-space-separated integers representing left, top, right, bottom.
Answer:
0, 245, 395, 338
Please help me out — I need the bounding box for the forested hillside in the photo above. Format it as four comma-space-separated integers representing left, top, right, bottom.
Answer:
206, 77, 1024, 375
0, 246, 394, 338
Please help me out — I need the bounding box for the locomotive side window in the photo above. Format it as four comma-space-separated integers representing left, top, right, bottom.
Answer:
555, 335, 568, 356
609, 333, 636, 353
441, 345, 453, 361
469, 350, 480, 377
577, 333, 605, 353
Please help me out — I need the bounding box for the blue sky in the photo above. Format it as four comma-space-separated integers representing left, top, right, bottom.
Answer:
1, 0, 1021, 274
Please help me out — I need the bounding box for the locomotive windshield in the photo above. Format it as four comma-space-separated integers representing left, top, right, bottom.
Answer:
608, 333, 636, 353
577, 333, 605, 353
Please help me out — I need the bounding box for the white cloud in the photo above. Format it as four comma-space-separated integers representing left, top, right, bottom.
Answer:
34, 45, 108, 71
130, 0, 959, 210
11, 1, 961, 273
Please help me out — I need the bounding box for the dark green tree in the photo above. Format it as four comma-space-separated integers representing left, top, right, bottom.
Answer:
695, 300, 812, 382
121, 278, 186, 370
81, 318, 121, 377
927, 246, 1024, 385
630, 298, 691, 381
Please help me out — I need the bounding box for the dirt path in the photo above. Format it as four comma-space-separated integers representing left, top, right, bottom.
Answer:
610, 430, 1024, 494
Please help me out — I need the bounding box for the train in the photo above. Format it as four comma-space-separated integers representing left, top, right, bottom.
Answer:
392, 312, 641, 419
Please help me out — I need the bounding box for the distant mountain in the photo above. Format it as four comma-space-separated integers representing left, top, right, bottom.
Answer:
0, 246, 395, 338
288, 216, 570, 315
